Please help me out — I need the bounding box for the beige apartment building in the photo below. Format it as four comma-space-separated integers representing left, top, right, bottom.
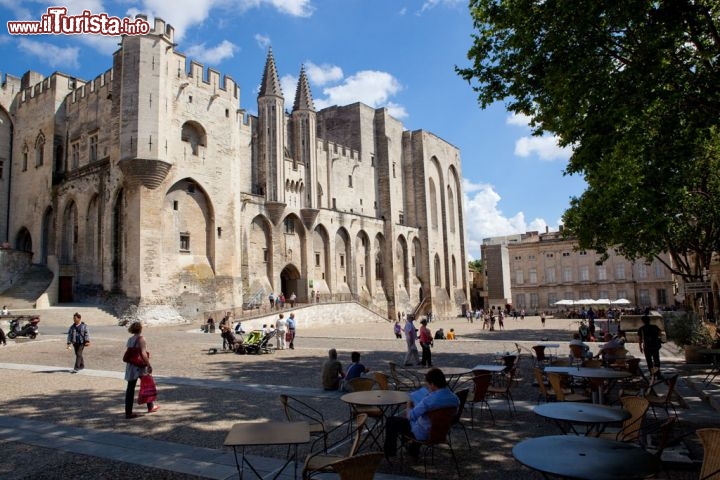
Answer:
0, 16, 469, 320
482, 229, 676, 311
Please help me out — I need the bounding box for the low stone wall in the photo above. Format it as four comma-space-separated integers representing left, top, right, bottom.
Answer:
619, 313, 666, 343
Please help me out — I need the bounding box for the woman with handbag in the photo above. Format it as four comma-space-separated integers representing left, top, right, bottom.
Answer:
124, 321, 159, 419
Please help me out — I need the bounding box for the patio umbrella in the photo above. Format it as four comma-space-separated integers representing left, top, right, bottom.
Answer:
611, 299, 631, 305
553, 299, 575, 306
594, 298, 612, 305
576, 299, 595, 306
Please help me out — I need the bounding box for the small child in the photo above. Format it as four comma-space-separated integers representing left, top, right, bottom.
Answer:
446, 328, 456, 340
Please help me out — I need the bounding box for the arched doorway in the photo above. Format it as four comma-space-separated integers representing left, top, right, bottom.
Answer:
280, 264, 302, 302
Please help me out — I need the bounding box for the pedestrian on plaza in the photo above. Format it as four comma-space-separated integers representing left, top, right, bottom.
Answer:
638, 309, 663, 374
276, 313, 288, 350
393, 320, 402, 339
403, 316, 420, 365
268, 292, 275, 309
287, 312, 297, 349
0, 325, 6, 346
66, 312, 90, 373
498, 311, 505, 330
418, 319, 433, 367
124, 321, 159, 419
289, 292, 296, 308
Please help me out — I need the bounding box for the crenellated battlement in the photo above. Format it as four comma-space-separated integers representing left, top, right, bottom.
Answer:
135, 14, 175, 44
173, 54, 239, 101
320, 139, 359, 161
66, 68, 113, 112
15, 72, 78, 108
0, 72, 21, 97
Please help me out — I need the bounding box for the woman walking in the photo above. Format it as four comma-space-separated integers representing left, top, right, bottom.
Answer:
124, 322, 159, 419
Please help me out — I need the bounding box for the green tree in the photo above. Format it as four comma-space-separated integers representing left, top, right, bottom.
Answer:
468, 259, 484, 272
457, 0, 720, 285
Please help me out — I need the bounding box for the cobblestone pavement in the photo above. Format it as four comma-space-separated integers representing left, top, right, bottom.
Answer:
0, 310, 716, 479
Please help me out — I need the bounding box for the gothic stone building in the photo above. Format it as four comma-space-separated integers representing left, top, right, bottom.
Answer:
0, 17, 469, 320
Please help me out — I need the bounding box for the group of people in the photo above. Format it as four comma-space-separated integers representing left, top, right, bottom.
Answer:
268, 292, 297, 309
320, 349, 370, 391
217, 311, 298, 351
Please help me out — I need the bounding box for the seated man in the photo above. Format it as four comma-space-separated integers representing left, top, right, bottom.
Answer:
384, 368, 459, 458
343, 351, 369, 389
434, 328, 445, 340
445, 329, 456, 340
321, 348, 345, 391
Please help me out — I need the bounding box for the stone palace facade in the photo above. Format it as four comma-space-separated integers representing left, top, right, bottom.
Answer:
0, 16, 469, 320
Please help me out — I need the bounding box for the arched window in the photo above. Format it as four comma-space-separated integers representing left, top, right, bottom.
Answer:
181, 121, 207, 156
447, 186, 456, 233
429, 178, 438, 229
35, 133, 45, 167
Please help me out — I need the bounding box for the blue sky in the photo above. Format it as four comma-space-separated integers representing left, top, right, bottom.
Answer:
0, 0, 587, 259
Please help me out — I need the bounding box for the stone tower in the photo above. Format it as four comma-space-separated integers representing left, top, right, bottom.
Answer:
291, 66, 317, 209
257, 48, 285, 205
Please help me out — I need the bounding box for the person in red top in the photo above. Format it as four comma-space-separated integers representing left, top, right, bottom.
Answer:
418, 319, 433, 367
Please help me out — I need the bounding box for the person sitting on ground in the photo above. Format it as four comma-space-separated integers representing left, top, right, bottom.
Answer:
569, 332, 593, 359
434, 328, 445, 340
446, 328, 456, 340
342, 351, 369, 391
321, 348, 345, 391
384, 368, 459, 458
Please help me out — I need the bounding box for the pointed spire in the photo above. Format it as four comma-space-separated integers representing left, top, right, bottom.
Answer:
259, 47, 283, 97
293, 65, 315, 112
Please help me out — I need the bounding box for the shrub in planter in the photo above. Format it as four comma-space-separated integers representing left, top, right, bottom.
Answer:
666, 314, 714, 363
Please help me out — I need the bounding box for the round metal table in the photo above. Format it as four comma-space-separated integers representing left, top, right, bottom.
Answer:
533, 402, 630, 435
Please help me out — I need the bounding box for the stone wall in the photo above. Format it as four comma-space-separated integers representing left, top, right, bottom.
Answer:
0, 248, 32, 293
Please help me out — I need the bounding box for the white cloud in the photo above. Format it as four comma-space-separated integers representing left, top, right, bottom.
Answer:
17, 38, 79, 69
280, 73, 296, 99
76, 34, 120, 56
185, 40, 238, 64
506, 112, 532, 126
514, 135, 572, 161
0, 0, 32, 19
305, 62, 343, 86
315, 70, 406, 118
233, 0, 314, 17
462, 178, 555, 258
418, 0, 464, 14
254, 33, 271, 49
62, 0, 106, 15
136, 0, 219, 40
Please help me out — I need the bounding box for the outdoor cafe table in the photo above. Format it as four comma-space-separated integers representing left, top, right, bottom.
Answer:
471, 364, 506, 373
224, 420, 309, 479
341, 390, 410, 449
533, 402, 631, 435
545, 366, 631, 404
512, 435, 660, 479
422, 366, 472, 389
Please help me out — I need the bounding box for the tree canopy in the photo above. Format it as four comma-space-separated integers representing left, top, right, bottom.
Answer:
457, 0, 720, 281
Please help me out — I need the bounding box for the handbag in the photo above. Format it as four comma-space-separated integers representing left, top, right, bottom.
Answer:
285, 331, 293, 342
137, 374, 158, 404
122, 337, 147, 367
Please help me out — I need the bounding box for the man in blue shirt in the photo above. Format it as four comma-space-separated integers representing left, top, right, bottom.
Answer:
384, 368, 459, 457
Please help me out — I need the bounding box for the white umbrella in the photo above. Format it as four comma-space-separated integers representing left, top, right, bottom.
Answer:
611, 299, 631, 305
576, 299, 595, 306
594, 298, 612, 305
553, 299, 575, 306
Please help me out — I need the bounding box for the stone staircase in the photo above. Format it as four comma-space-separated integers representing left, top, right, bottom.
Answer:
0, 264, 53, 309
2, 305, 119, 327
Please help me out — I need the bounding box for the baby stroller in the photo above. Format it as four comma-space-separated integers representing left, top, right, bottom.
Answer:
244, 329, 276, 354
209, 327, 245, 354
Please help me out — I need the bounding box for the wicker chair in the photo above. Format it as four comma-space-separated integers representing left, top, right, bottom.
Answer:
599, 396, 649, 443
372, 371, 392, 390
280, 394, 327, 451
451, 388, 471, 448
645, 374, 680, 418
533, 367, 556, 403
547, 373, 591, 402
487, 367, 517, 415
302, 414, 368, 480
329, 452, 385, 480
468, 372, 495, 426
401, 406, 460, 478
697, 428, 720, 480
389, 362, 422, 391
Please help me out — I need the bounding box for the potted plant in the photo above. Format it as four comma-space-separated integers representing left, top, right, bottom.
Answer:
666, 314, 715, 363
